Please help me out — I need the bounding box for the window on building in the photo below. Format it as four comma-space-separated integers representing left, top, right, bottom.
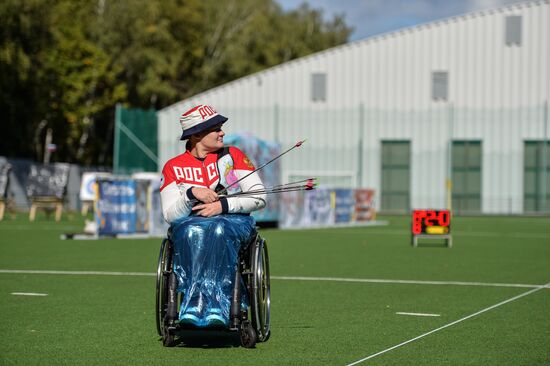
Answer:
524, 141, 550, 213
505, 15, 522, 46
381, 141, 410, 212
452, 141, 482, 214
311, 73, 327, 102
432, 71, 448, 101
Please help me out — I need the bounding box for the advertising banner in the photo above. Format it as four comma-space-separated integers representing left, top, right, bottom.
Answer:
334, 189, 355, 223
131, 172, 169, 236
303, 188, 334, 226
280, 188, 334, 228
95, 179, 136, 235
134, 179, 150, 233
280, 188, 377, 229
149, 178, 170, 237
354, 189, 376, 221
279, 190, 307, 228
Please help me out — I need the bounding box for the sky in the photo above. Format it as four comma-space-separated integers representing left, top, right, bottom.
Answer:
276, 0, 526, 41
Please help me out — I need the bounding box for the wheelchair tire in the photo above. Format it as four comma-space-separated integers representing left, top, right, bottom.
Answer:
240, 321, 257, 348
250, 237, 271, 342
155, 238, 171, 337
162, 327, 176, 347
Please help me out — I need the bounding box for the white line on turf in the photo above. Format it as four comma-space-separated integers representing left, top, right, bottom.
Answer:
395, 312, 440, 317
0, 269, 154, 276
346, 282, 550, 366
271, 276, 545, 289
0, 226, 82, 231
11, 292, 48, 296
316, 230, 550, 239
0, 269, 547, 289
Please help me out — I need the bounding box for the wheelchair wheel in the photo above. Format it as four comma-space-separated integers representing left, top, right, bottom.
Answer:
250, 236, 271, 342
240, 321, 257, 348
155, 238, 171, 337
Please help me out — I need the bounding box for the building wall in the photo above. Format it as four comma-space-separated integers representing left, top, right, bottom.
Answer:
158, 0, 550, 214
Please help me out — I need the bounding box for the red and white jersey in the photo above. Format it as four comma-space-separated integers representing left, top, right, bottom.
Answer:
160, 147, 266, 223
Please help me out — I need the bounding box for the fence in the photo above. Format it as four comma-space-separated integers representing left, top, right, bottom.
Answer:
114, 104, 158, 175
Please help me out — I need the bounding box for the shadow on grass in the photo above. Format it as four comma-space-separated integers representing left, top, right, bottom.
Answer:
278, 324, 314, 329
414, 242, 451, 249
162, 329, 241, 348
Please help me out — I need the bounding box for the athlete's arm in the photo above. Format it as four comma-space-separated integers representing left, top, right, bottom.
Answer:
224, 170, 266, 213
220, 147, 266, 214
159, 163, 197, 223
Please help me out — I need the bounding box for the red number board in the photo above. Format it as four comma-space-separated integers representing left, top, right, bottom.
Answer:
412, 210, 451, 235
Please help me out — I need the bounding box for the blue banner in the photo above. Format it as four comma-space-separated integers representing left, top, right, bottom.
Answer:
334, 189, 354, 223
95, 179, 137, 235
303, 188, 334, 226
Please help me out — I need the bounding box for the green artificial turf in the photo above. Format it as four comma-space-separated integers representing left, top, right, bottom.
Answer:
0, 213, 549, 365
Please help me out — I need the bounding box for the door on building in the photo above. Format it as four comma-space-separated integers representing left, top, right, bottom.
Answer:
452, 141, 482, 214
524, 141, 550, 213
381, 141, 410, 213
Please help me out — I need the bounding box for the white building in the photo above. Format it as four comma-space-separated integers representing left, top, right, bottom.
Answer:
158, 0, 550, 215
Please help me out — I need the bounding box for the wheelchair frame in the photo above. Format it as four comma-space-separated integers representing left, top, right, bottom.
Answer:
155, 229, 271, 348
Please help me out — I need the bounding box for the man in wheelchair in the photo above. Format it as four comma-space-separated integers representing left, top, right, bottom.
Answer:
156, 104, 270, 347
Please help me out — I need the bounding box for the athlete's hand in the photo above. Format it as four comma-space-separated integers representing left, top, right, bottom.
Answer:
191, 187, 218, 203
192, 201, 222, 217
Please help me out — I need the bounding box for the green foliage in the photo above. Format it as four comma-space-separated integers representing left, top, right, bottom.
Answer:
0, 0, 352, 165
182, 0, 352, 95
0, 0, 55, 159
41, 2, 127, 163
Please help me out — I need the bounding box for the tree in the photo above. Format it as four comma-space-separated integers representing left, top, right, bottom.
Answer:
0, 0, 56, 159
0, 0, 352, 164
178, 0, 353, 96
0, 0, 127, 163
95, 0, 198, 109
41, 25, 127, 163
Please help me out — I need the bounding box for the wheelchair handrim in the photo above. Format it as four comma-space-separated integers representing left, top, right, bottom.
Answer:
155, 238, 170, 337
252, 239, 271, 341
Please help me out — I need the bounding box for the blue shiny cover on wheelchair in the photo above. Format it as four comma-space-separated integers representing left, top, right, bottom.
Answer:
170, 214, 256, 327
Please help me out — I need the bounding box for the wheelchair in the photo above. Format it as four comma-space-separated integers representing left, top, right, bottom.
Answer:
155, 227, 271, 348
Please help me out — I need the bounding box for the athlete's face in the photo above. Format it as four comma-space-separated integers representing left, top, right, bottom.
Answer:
198, 124, 225, 151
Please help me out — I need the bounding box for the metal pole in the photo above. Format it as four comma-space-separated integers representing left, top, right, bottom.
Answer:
542, 101, 548, 212
43, 128, 53, 164
357, 103, 364, 188
113, 103, 122, 174
447, 103, 455, 211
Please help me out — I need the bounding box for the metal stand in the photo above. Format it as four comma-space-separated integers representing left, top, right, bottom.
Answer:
29, 197, 63, 222
412, 234, 452, 248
